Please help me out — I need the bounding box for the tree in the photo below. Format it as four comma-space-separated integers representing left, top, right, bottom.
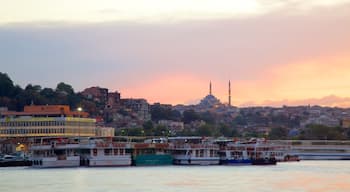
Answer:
0, 72, 14, 97
183, 110, 199, 124
40, 88, 56, 99
233, 115, 247, 126
218, 124, 239, 137
143, 120, 154, 135
301, 124, 345, 140
268, 127, 288, 140
199, 111, 216, 124
196, 124, 214, 136
127, 128, 144, 136
56, 82, 74, 95
150, 103, 181, 121
154, 125, 169, 136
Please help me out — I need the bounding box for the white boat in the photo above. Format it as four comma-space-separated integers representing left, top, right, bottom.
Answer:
217, 141, 252, 165
30, 137, 80, 168
169, 137, 220, 165
280, 140, 350, 160
79, 137, 132, 167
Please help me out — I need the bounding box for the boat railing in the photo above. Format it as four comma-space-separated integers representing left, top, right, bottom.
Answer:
291, 145, 350, 150
169, 143, 219, 150
93, 142, 129, 148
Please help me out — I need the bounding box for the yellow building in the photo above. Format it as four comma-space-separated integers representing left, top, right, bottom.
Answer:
0, 105, 113, 138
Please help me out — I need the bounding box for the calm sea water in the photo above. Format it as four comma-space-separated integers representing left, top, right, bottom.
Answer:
1, 161, 350, 192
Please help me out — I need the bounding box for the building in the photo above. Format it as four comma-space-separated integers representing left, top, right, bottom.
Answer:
96, 127, 115, 137
106, 91, 121, 109
158, 120, 184, 134
301, 115, 340, 128
342, 118, 350, 128
81, 86, 109, 103
121, 99, 151, 121
0, 105, 113, 138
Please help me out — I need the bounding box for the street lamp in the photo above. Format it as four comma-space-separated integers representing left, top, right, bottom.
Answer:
77, 107, 83, 140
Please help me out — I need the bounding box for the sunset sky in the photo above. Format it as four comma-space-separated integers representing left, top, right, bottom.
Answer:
1, 0, 350, 107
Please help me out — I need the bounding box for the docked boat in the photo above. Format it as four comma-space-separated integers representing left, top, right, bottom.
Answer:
0, 154, 32, 167
217, 141, 252, 165
245, 139, 277, 165
280, 140, 350, 160
132, 138, 173, 166
30, 137, 80, 168
79, 137, 132, 167
169, 137, 220, 165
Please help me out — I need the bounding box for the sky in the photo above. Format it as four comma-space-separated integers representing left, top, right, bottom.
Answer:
1, 0, 350, 107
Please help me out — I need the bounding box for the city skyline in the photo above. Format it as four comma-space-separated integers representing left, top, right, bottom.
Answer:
1, 1, 350, 107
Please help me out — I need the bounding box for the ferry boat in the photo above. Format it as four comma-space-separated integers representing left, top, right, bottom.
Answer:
79, 137, 132, 167
280, 140, 350, 160
0, 154, 32, 167
217, 140, 252, 165
169, 137, 220, 165
132, 138, 173, 166
30, 137, 80, 168
245, 139, 277, 165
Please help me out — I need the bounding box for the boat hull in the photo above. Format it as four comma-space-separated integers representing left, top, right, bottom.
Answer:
220, 159, 252, 165
133, 154, 173, 166
87, 156, 132, 167
173, 157, 220, 165
252, 158, 277, 165
31, 156, 80, 168
0, 160, 32, 167
295, 153, 350, 160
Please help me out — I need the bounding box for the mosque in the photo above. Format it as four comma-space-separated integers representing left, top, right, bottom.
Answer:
198, 81, 232, 108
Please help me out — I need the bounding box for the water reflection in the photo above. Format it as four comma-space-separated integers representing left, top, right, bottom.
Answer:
0, 161, 349, 192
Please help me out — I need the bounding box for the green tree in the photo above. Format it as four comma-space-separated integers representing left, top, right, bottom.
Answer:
302, 124, 345, 140
150, 103, 181, 121
199, 111, 216, 124
183, 110, 199, 124
56, 82, 74, 95
233, 115, 247, 126
268, 127, 288, 140
127, 128, 144, 136
196, 124, 214, 136
154, 125, 169, 136
0, 72, 14, 97
143, 120, 154, 135
218, 124, 239, 137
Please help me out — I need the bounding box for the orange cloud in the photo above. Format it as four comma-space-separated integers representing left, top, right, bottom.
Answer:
120, 74, 208, 105
233, 53, 350, 107
119, 53, 350, 107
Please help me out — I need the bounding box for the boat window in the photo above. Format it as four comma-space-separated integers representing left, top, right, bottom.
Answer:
104, 149, 112, 156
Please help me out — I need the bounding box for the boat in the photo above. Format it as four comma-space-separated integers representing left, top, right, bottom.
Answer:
0, 154, 32, 167
30, 137, 80, 168
79, 137, 132, 167
217, 141, 252, 165
281, 140, 350, 160
132, 138, 173, 166
245, 139, 277, 165
169, 137, 220, 165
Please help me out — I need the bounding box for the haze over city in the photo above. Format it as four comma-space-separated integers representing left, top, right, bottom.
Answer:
1, 0, 350, 107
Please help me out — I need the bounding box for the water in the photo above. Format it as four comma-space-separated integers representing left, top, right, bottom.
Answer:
1, 161, 350, 192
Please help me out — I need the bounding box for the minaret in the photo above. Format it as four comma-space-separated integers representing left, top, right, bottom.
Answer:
209, 81, 212, 95
228, 80, 231, 106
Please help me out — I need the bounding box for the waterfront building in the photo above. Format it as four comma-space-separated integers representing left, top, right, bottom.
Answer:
0, 105, 115, 154
0, 105, 96, 138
